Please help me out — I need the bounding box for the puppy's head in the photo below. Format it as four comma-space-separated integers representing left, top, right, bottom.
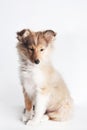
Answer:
16, 29, 56, 64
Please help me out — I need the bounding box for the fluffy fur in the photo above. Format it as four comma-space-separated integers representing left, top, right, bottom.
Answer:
16, 29, 73, 125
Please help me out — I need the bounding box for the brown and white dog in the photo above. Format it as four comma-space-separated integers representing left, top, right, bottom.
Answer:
16, 29, 73, 125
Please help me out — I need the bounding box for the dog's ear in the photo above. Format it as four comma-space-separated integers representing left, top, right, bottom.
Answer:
43, 30, 56, 43
16, 29, 30, 42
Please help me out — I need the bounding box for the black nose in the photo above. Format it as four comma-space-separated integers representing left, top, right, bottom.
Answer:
34, 59, 40, 64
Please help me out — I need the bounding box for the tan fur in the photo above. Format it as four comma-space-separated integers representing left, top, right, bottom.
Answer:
39, 63, 73, 121
16, 29, 73, 122
23, 88, 32, 111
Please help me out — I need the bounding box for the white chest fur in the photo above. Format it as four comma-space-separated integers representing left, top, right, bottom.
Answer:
20, 65, 44, 98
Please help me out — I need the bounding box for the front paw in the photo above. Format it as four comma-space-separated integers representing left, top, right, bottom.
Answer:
22, 109, 34, 124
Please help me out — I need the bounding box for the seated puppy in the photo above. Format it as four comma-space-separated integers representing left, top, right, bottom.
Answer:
16, 29, 73, 125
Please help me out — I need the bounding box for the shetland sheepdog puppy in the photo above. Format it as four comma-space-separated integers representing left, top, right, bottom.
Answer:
16, 29, 73, 125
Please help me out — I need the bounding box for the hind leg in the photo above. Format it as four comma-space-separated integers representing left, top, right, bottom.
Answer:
47, 100, 73, 121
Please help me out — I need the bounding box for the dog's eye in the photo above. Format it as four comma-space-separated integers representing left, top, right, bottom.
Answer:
29, 48, 34, 51
40, 49, 44, 51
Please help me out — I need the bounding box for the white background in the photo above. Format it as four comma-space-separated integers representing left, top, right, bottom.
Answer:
0, 0, 87, 129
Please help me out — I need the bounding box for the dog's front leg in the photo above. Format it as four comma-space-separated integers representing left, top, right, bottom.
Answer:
22, 89, 34, 123
21, 81, 35, 124
27, 92, 49, 125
